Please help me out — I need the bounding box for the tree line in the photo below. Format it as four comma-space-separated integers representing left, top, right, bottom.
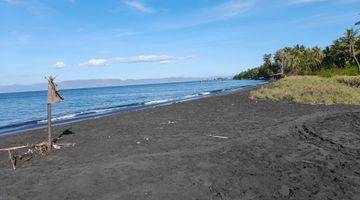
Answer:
234, 22, 360, 80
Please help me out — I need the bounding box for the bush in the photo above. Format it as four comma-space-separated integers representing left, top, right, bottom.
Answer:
316, 67, 343, 77
316, 64, 359, 77
343, 63, 359, 76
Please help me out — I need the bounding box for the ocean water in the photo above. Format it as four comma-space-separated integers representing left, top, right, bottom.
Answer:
0, 80, 265, 135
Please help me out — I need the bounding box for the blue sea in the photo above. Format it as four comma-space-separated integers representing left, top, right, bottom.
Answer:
0, 80, 264, 136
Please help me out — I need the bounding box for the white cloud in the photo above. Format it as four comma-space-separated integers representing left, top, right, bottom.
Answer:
159, 60, 171, 64
113, 55, 195, 64
3, 0, 53, 15
177, 55, 196, 60
76, 55, 194, 67
206, 0, 253, 19
79, 59, 107, 67
55, 61, 66, 68
113, 55, 173, 63
123, 0, 155, 13
152, 1, 254, 30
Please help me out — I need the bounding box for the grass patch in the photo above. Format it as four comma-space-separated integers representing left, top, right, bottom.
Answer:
250, 76, 360, 105
335, 76, 360, 88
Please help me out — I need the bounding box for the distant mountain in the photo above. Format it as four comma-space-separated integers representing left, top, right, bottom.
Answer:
0, 77, 204, 93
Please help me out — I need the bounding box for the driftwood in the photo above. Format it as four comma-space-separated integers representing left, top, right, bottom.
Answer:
57, 143, 76, 148
0, 141, 76, 171
0, 142, 48, 170
0, 145, 29, 152
0, 145, 29, 170
209, 135, 229, 139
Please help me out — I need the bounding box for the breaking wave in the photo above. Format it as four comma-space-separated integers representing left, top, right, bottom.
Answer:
0, 80, 264, 136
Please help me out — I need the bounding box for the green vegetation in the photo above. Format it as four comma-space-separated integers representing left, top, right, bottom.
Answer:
250, 76, 360, 105
234, 24, 360, 79
234, 20, 360, 105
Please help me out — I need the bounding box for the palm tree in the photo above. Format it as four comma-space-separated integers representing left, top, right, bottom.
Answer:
275, 49, 292, 75
275, 51, 285, 74
306, 47, 325, 73
346, 29, 360, 70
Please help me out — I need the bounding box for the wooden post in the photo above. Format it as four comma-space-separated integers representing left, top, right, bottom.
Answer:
47, 103, 52, 150
7, 150, 16, 171
46, 75, 63, 151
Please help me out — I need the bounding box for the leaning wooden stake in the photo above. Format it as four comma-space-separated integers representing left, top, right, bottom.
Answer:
0, 145, 29, 171
7, 150, 16, 170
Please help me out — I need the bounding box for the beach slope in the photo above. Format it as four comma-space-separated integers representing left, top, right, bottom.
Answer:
1, 88, 359, 200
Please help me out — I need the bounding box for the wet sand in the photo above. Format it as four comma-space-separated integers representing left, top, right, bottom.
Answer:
1, 87, 360, 200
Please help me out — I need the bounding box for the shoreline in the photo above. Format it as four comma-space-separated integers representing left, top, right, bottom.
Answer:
1, 87, 359, 199
0, 83, 263, 137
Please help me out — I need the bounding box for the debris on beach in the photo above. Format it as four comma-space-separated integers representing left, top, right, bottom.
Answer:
136, 137, 150, 145
209, 135, 229, 139
53, 129, 75, 143
0, 140, 76, 171
56, 143, 76, 148
160, 120, 176, 126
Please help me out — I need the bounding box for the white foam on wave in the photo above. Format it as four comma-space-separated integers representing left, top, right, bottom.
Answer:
183, 91, 212, 99
91, 108, 114, 113
184, 94, 199, 99
200, 92, 211, 95
144, 99, 172, 105
53, 114, 77, 121
38, 114, 77, 124
36, 89, 231, 125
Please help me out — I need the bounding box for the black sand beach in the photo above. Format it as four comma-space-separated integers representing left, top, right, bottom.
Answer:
1, 88, 360, 200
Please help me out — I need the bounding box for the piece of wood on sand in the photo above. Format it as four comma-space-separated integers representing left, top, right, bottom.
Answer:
209, 135, 229, 139
7, 150, 16, 170
57, 143, 76, 147
0, 145, 29, 171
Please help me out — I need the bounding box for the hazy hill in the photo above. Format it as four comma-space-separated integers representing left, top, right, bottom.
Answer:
0, 77, 204, 93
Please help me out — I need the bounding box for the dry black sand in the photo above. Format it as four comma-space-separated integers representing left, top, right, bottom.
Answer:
1, 88, 360, 200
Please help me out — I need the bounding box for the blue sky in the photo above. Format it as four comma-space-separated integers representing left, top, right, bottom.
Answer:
0, 0, 359, 85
